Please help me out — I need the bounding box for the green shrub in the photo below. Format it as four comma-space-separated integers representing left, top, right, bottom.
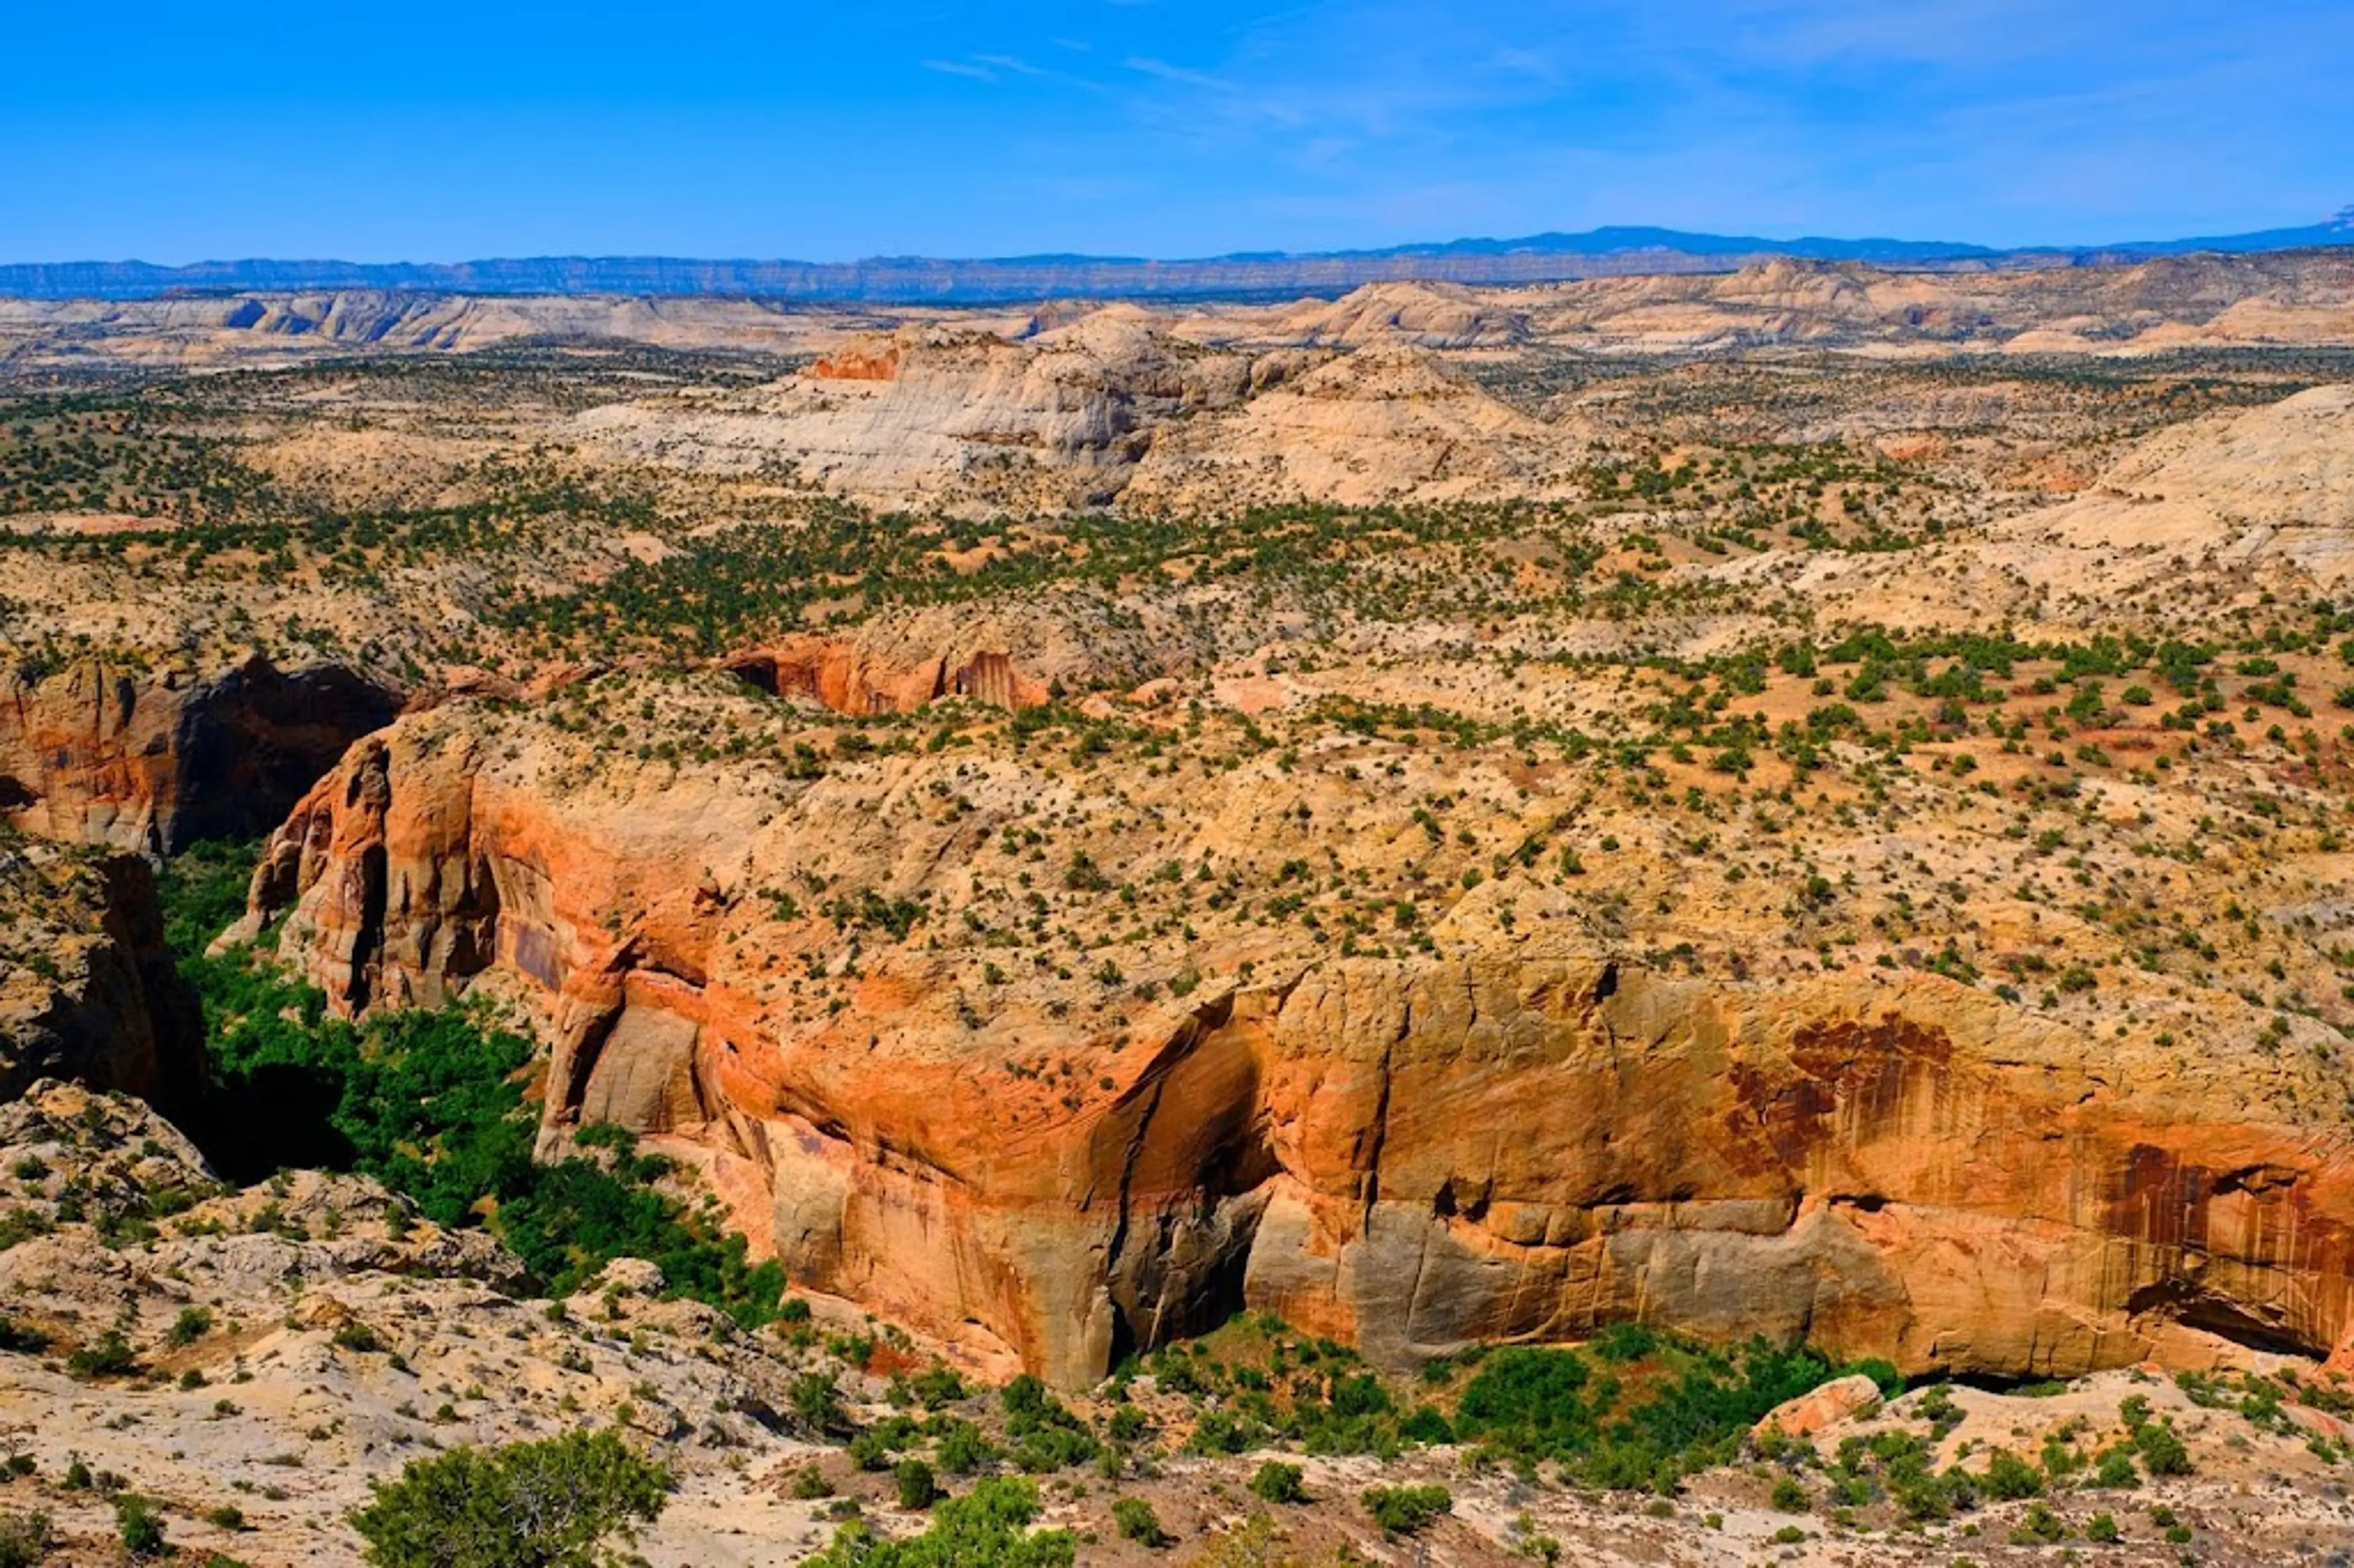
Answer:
1111, 1498, 1170, 1547
66, 1329, 139, 1379
2135, 1421, 2192, 1476
1362, 1484, 1451, 1536
0, 1510, 53, 1568
332, 1322, 382, 1354
169, 1307, 213, 1347
1981, 1447, 2043, 1499
115, 1495, 169, 1559
348, 1429, 669, 1568
1769, 1475, 1809, 1513
1397, 1404, 1454, 1445
1891, 1467, 1973, 1521
893, 1459, 937, 1511
2010, 1501, 2066, 1545
998, 1376, 1099, 1472
1249, 1461, 1305, 1504
790, 1372, 845, 1434
934, 1420, 997, 1475
847, 1431, 899, 1472
2087, 1511, 2121, 1543
910, 1365, 966, 1408
1591, 1322, 1658, 1363
810, 1477, 1073, 1567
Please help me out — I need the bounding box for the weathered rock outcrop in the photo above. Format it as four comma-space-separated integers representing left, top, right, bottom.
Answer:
0, 839, 202, 1105
236, 696, 2354, 1389
719, 595, 1216, 716
1, 655, 402, 854
727, 636, 1047, 715
1753, 1373, 1884, 1440
573, 309, 1257, 512
1119, 346, 1589, 511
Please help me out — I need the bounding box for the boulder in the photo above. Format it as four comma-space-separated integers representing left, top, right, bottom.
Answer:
1754, 1374, 1885, 1441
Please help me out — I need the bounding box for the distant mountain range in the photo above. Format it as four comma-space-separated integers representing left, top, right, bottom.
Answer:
5, 210, 2350, 303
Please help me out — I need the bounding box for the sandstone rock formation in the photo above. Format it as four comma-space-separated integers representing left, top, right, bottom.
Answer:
0, 654, 401, 854
1119, 345, 1589, 512
0, 289, 851, 368
1995, 383, 2354, 582
717, 595, 1215, 716
729, 637, 1043, 715
235, 690, 2354, 1388
10, 252, 2353, 377
1260, 281, 1532, 349
1753, 1372, 1884, 1440
572, 310, 1255, 512
0, 839, 201, 1105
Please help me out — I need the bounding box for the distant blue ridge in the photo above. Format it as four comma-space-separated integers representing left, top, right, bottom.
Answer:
2, 210, 2347, 303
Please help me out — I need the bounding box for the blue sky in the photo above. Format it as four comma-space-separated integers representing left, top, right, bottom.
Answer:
6, 0, 2348, 263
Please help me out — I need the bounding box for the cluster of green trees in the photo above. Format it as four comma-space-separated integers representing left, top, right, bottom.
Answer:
0, 399, 253, 520
159, 843, 787, 1324
1444, 1329, 1902, 1492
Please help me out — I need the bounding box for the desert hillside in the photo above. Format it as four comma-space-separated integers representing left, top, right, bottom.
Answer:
4, 257, 2354, 1564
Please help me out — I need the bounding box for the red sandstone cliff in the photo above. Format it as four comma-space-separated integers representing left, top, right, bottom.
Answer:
0, 655, 401, 855
727, 636, 1046, 716
233, 701, 2354, 1388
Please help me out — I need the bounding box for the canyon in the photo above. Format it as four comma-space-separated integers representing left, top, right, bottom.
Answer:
227, 677, 2354, 1392
7, 256, 2354, 1561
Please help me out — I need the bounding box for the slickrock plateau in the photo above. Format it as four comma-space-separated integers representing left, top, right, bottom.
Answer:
7, 253, 2354, 1562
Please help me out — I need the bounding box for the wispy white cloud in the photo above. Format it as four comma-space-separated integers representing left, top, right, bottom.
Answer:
921, 58, 998, 82
1122, 55, 1236, 93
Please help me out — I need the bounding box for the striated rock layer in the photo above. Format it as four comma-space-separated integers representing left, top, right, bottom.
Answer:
239, 702, 2354, 1389
1, 655, 402, 855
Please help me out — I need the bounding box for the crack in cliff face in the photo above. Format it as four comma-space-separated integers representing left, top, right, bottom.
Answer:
1358, 991, 1410, 1230
1100, 1065, 1171, 1276
1099, 1066, 1171, 1363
